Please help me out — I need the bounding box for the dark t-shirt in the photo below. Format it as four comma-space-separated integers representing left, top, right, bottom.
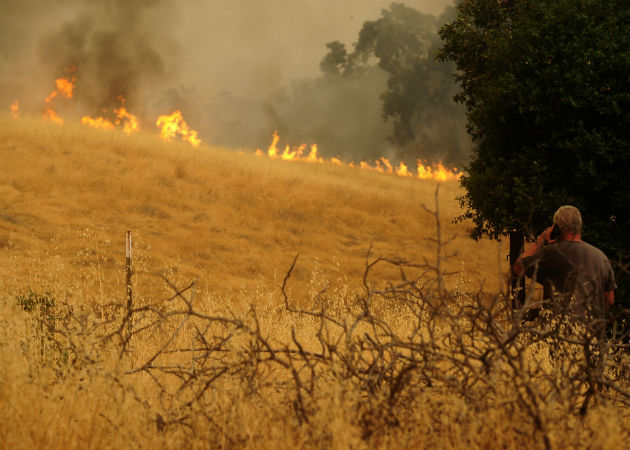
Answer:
521, 240, 616, 315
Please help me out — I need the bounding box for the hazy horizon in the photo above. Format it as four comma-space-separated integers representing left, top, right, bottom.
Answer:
0, 0, 464, 162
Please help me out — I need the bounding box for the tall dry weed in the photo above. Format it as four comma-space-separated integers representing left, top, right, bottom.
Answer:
1, 182, 627, 450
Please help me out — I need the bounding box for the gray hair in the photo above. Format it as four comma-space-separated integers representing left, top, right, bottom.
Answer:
553, 205, 582, 234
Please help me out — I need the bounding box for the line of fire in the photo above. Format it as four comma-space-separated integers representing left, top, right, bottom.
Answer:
9, 70, 460, 182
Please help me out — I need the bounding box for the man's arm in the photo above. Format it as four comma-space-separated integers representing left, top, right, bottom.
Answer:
512, 226, 555, 276
604, 290, 614, 306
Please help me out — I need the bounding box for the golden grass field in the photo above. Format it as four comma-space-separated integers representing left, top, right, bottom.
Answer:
0, 114, 504, 302
1, 114, 628, 450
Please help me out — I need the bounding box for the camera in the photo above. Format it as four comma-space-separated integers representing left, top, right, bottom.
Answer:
550, 224, 561, 240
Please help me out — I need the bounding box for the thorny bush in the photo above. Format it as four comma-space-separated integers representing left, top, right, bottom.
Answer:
14, 189, 630, 450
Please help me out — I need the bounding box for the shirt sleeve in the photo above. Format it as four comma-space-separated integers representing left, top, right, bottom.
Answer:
521, 255, 537, 278
603, 259, 617, 291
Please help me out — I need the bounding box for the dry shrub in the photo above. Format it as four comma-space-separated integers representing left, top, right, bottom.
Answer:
1, 190, 628, 450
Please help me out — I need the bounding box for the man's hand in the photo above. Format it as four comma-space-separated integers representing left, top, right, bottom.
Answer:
537, 225, 556, 246
513, 225, 556, 276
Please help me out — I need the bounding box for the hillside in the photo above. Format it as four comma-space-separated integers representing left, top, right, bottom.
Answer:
1, 114, 628, 450
0, 114, 503, 305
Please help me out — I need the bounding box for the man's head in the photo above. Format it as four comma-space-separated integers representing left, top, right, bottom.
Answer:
553, 205, 582, 235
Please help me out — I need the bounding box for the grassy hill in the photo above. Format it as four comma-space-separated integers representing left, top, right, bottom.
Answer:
0, 113, 502, 305
1, 114, 627, 450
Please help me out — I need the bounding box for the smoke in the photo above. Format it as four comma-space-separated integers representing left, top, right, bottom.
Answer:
0, 0, 466, 163
0, 0, 179, 121
38, 3, 171, 111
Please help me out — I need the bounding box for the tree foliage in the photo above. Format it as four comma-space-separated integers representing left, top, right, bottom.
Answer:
353, 3, 453, 148
324, 3, 468, 164
275, 3, 469, 165
438, 0, 630, 304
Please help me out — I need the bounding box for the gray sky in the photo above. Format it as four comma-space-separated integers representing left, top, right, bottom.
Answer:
176, 0, 452, 100
1, 0, 453, 104
1, 0, 460, 157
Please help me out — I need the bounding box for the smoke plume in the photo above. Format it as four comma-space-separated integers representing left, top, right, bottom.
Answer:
0, 0, 467, 164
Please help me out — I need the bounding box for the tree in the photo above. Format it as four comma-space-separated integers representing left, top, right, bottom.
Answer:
275, 3, 469, 166
349, 3, 469, 164
319, 41, 349, 77
438, 0, 630, 306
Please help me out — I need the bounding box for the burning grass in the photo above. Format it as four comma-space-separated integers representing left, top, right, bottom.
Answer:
0, 113, 498, 300
1, 115, 628, 449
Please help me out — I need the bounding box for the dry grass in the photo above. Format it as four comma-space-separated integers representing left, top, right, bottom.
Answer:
0, 114, 628, 450
0, 113, 501, 301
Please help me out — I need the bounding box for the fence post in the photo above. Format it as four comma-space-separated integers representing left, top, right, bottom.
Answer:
125, 230, 133, 338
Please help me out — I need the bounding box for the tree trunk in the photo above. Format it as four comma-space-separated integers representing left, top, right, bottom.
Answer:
509, 231, 525, 310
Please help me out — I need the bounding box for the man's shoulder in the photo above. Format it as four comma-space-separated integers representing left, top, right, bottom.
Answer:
572, 240, 608, 258
554, 240, 599, 252
552, 240, 611, 267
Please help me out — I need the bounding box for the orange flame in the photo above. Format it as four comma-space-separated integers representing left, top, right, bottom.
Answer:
44, 76, 76, 103
156, 110, 201, 147
416, 161, 458, 181
395, 161, 410, 177
42, 70, 76, 125
257, 131, 325, 164
10, 100, 19, 118
42, 108, 65, 125
256, 132, 460, 182
81, 115, 115, 130
81, 96, 140, 134
19, 71, 204, 147
306, 144, 323, 163
114, 107, 139, 135
261, 130, 280, 158
330, 156, 343, 166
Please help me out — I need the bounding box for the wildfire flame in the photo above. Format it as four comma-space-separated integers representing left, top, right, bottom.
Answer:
256, 132, 460, 182
30, 71, 198, 146
81, 96, 140, 135
156, 110, 201, 147
115, 106, 140, 135
81, 115, 115, 130
10, 100, 19, 118
42, 70, 76, 125
17, 72, 459, 182
256, 131, 322, 162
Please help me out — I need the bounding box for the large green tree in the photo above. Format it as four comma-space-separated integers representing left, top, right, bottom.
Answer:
438, 0, 630, 305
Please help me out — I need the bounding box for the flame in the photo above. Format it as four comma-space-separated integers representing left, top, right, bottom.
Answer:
17, 71, 202, 147
156, 110, 201, 147
44, 76, 76, 103
81, 96, 140, 135
306, 144, 323, 163
257, 132, 325, 164
380, 157, 393, 173
265, 130, 280, 158
42, 69, 76, 125
416, 161, 458, 181
330, 156, 343, 166
395, 161, 410, 177
81, 115, 115, 130
42, 108, 65, 125
113, 95, 139, 135
255, 131, 460, 182
115, 109, 139, 135
10, 100, 19, 118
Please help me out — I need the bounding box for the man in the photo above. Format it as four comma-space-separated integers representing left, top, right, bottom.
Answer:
513, 205, 616, 318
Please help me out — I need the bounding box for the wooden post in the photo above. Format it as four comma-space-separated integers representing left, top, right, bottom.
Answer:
509, 231, 526, 310
125, 230, 133, 332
